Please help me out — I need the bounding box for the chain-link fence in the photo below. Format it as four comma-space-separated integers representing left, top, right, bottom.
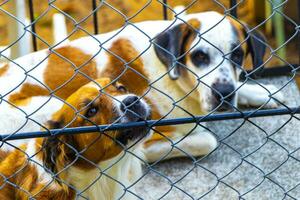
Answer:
0, 0, 300, 199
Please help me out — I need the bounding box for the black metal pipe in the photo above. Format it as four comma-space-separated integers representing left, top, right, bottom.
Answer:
92, 0, 99, 34
239, 64, 299, 80
1, 107, 299, 141
230, 0, 238, 17
162, 0, 168, 20
28, 0, 37, 51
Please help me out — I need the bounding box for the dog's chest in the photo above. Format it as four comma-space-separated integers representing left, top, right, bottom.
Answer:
68, 152, 142, 200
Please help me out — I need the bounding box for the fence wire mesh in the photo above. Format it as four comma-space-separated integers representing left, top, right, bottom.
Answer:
0, 0, 300, 199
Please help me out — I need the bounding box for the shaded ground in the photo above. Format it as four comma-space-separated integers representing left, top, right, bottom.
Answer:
134, 76, 300, 200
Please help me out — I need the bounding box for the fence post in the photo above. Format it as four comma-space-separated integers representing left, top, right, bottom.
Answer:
230, 0, 237, 17
8, 0, 32, 59
162, 0, 168, 20
52, 13, 69, 45
92, 0, 99, 34
274, 0, 286, 63
28, 0, 37, 51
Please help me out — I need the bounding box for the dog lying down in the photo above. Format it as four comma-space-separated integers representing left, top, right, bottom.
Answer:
0, 78, 151, 200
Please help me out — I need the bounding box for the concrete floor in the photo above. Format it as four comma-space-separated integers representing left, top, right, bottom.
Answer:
134, 76, 300, 200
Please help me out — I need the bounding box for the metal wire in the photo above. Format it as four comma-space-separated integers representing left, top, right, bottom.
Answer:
0, 0, 299, 199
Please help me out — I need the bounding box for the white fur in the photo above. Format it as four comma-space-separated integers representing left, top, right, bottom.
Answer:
0, 96, 63, 151
68, 147, 143, 200
0, 50, 49, 99
145, 129, 217, 162
237, 82, 284, 108
173, 5, 187, 17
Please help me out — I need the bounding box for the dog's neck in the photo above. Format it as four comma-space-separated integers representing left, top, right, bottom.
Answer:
67, 147, 143, 200
24, 139, 143, 200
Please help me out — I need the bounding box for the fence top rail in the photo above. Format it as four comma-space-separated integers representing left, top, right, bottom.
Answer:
1, 106, 299, 141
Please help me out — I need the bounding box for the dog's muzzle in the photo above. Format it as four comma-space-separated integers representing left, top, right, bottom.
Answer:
117, 95, 151, 146
211, 82, 236, 111
120, 95, 149, 122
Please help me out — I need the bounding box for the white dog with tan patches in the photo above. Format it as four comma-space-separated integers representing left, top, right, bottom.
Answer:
0, 11, 283, 166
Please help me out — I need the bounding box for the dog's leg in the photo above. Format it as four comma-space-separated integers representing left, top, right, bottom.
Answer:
143, 130, 217, 163
237, 82, 284, 108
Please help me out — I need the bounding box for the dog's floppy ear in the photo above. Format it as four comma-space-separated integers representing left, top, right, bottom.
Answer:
243, 26, 267, 74
42, 119, 76, 185
154, 19, 201, 80
229, 18, 267, 79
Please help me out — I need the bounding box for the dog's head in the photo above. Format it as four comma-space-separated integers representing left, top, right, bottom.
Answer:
40, 78, 151, 174
154, 11, 266, 112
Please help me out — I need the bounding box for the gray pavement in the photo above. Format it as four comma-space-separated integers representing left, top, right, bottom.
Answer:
135, 76, 300, 200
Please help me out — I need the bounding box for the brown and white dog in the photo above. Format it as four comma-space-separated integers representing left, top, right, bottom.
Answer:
0, 11, 283, 163
0, 78, 151, 199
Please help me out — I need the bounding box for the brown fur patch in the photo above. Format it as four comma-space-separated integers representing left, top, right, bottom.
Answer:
296, 76, 300, 90
227, 17, 248, 52
144, 97, 176, 146
173, 19, 201, 98
227, 17, 253, 70
12, 97, 33, 107
0, 144, 75, 199
143, 131, 174, 147
186, 18, 201, 32
0, 150, 9, 162
102, 39, 149, 96
44, 46, 98, 99
8, 46, 98, 104
0, 64, 8, 77
180, 18, 201, 54
8, 83, 49, 105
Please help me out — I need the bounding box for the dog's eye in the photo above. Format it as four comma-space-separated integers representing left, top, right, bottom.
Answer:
116, 85, 127, 93
191, 50, 210, 66
230, 48, 244, 67
85, 107, 98, 118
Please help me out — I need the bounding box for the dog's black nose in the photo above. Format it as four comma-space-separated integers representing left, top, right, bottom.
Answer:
121, 96, 140, 112
117, 96, 150, 146
211, 82, 235, 104
120, 95, 148, 121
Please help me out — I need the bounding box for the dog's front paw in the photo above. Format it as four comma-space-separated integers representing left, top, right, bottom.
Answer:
238, 83, 284, 109
262, 84, 284, 108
